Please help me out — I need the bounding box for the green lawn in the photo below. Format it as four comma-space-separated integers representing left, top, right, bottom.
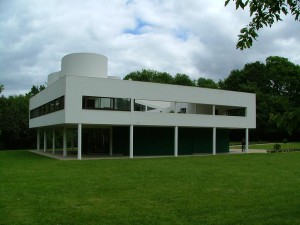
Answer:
1, 151, 300, 225
231, 142, 300, 150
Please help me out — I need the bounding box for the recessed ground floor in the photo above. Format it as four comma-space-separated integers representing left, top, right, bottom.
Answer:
36, 125, 250, 159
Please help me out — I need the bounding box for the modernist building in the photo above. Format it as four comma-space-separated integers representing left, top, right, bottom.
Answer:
29, 53, 256, 159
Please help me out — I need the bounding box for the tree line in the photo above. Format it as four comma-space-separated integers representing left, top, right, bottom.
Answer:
0, 85, 45, 149
0, 55, 299, 149
124, 70, 218, 89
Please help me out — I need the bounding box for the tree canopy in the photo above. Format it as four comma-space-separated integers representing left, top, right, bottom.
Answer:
124, 69, 196, 86
219, 56, 300, 140
225, 0, 300, 49
0, 84, 3, 94
197, 77, 219, 89
0, 85, 45, 150
124, 69, 219, 88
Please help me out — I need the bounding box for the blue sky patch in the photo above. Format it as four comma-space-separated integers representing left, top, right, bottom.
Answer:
123, 19, 151, 35
175, 30, 188, 41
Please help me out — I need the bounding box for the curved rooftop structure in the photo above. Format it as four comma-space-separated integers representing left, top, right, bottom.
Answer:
48, 53, 108, 86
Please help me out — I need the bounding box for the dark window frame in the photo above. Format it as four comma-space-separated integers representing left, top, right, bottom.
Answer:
30, 96, 65, 119
82, 96, 131, 112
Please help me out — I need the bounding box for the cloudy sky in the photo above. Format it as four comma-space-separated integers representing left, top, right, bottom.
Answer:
1, 0, 300, 96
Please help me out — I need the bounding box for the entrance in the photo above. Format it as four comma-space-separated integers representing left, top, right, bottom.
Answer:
82, 128, 110, 155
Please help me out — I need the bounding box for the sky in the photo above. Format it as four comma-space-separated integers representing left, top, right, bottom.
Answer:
1, 0, 300, 96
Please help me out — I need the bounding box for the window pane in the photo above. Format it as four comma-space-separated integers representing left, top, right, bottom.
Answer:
87, 98, 96, 108
101, 98, 112, 109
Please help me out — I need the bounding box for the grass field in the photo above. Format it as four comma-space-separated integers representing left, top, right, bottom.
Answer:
231, 142, 300, 150
1, 151, 300, 225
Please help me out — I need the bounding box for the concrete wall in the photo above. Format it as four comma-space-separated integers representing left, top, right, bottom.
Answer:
29, 77, 66, 128
63, 75, 255, 129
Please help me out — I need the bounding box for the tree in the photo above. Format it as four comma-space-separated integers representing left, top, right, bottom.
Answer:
124, 70, 199, 86
197, 77, 218, 89
124, 69, 174, 84
28, 85, 46, 97
124, 69, 155, 82
0, 94, 33, 149
174, 73, 195, 86
220, 56, 300, 141
152, 72, 174, 84
265, 56, 300, 135
0, 84, 46, 150
225, 0, 300, 49
0, 84, 3, 94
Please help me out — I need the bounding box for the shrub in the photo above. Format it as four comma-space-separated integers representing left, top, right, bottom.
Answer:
274, 143, 281, 152
282, 138, 288, 144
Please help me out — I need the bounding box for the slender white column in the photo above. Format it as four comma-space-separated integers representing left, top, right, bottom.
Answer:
63, 128, 67, 157
131, 98, 134, 111
44, 130, 47, 152
174, 102, 177, 113
52, 129, 55, 154
174, 126, 178, 157
213, 127, 216, 155
130, 125, 133, 158
212, 105, 215, 115
109, 127, 113, 156
78, 124, 82, 160
245, 128, 249, 153
37, 129, 40, 151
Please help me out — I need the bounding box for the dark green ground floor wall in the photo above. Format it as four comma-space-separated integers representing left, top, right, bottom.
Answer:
133, 127, 174, 156
112, 126, 229, 156
112, 127, 129, 155
178, 128, 212, 154
217, 129, 229, 153
178, 128, 229, 154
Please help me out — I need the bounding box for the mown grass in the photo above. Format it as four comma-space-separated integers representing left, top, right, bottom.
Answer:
1, 151, 300, 225
231, 142, 300, 150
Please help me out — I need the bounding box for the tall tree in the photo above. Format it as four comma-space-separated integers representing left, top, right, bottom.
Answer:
0, 94, 33, 149
152, 72, 174, 84
124, 69, 155, 82
266, 56, 300, 134
124, 70, 198, 86
220, 56, 300, 140
0, 84, 45, 150
197, 77, 218, 89
225, 0, 300, 49
28, 85, 45, 97
0, 84, 3, 94
174, 73, 195, 86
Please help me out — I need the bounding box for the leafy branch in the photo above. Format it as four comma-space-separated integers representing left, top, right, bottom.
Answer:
225, 0, 300, 49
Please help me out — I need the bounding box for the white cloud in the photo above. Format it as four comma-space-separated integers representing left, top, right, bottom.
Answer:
0, 0, 300, 96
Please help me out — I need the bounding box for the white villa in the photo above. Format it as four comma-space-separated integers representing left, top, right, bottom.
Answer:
29, 53, 256, 159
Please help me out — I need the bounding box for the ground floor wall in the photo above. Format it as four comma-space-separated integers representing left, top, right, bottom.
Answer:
112, 126, 129, 156
134, 127, 174, 156
36, 125, 233, 158
112, 126, 229, 156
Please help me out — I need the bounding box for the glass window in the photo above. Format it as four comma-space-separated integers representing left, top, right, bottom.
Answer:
82, 96, 131, 111
180, 108, 186, 114
101, 98, 112, 109
30, 96, 65, 119
86, 98, 96, 109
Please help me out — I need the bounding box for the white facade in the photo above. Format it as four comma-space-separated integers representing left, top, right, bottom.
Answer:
29, 53, 256, 159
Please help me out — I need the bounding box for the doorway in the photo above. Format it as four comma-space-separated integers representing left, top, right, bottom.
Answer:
82, 128, 110, 155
